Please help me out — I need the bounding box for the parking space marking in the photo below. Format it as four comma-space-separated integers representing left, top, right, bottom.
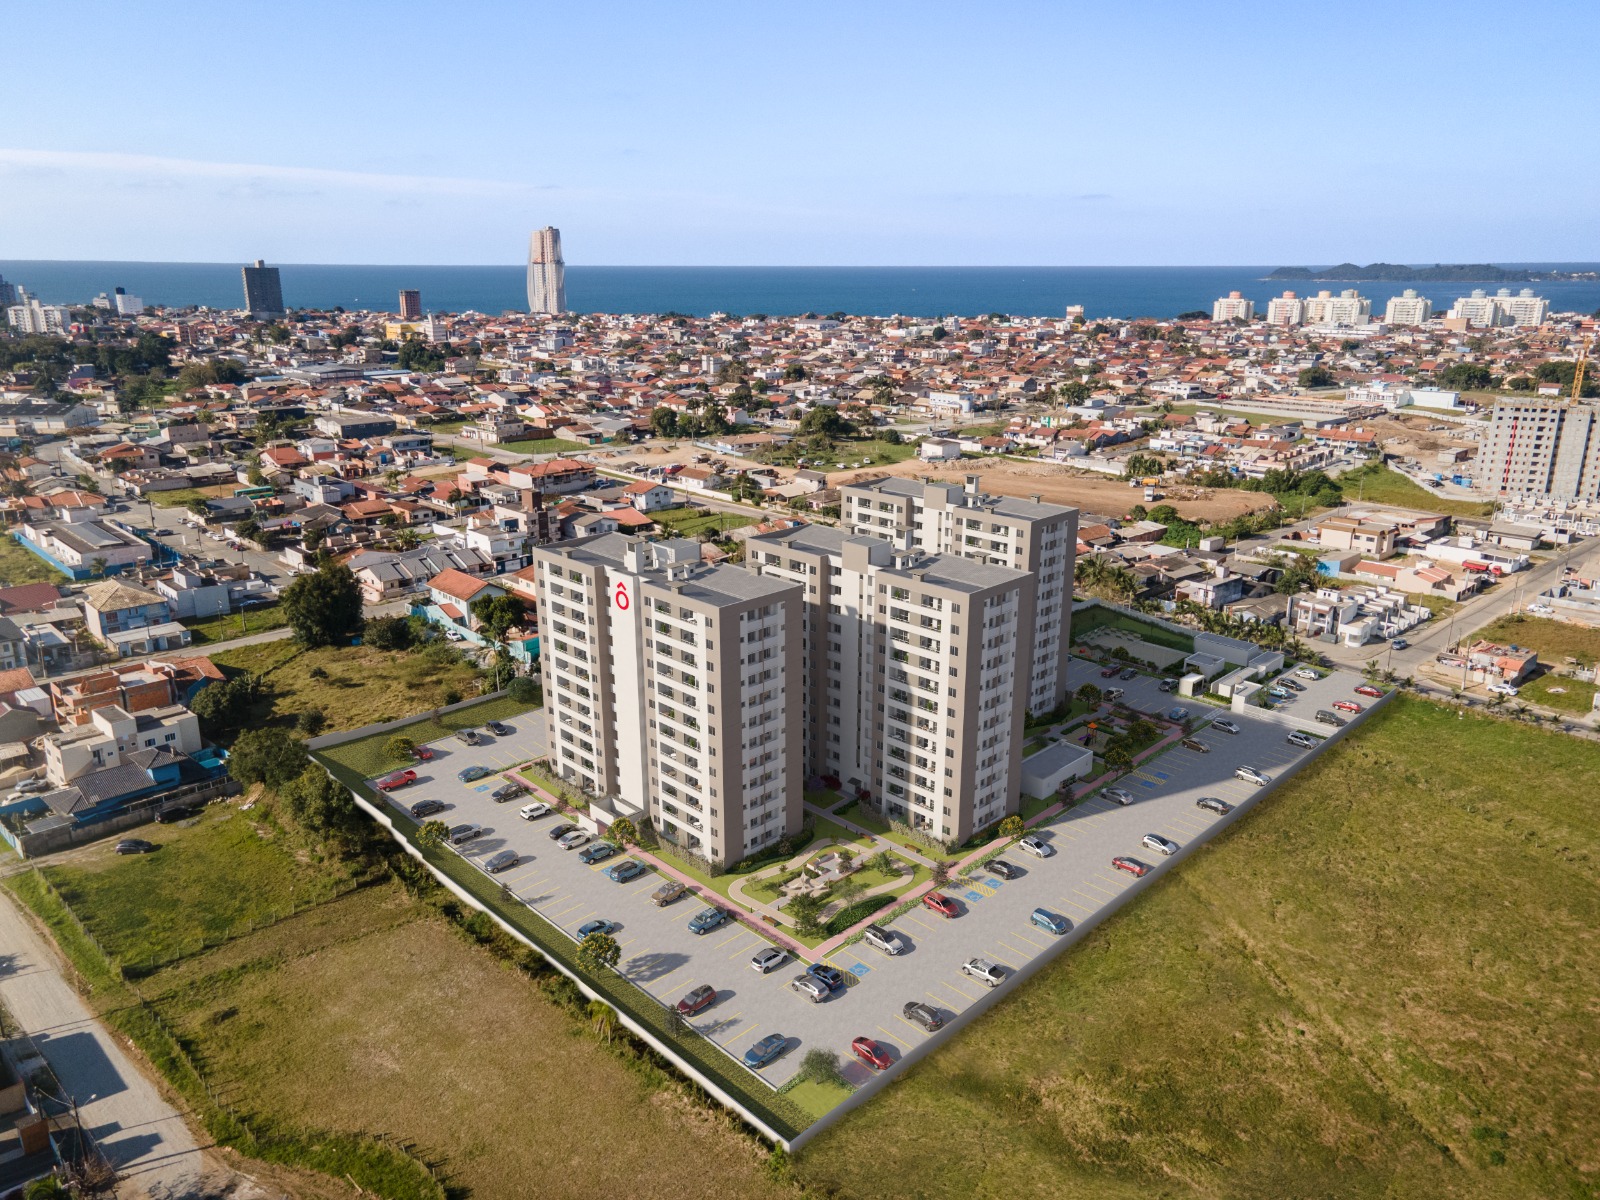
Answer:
993, 941, 1031, 965
1010, 929, 1049, 952
934, 981, 974, 1006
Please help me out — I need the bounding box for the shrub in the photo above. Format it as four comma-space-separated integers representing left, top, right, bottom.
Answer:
508, 675, 540, 703
823, 893, 893, 936
997, 814, 1025, 840
442, 688, 463, 706
385, 736, 416, 760
296, 708, 326, 737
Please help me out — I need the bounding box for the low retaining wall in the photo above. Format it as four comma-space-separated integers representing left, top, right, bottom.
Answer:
305, 689, 509, 752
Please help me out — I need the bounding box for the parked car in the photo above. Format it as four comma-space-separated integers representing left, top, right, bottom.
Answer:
676, 984, 717, 1016
1112, 856, 1151, 878
10, 778, 47, 795
1332, 700, 1364, 713
902, 1001, 944, 1032
922, 891, 958, 918
1196, 796, 1233, 815
1354, 685, 1384, 698
519, 801, 551, 820
483, 849, 519, 873
457, 765, 491, 782
410, 745, 435, 762
155, 806, 195, 824
1100, 665, 1119, 678
688, 906, 729, 935
448, 823, 484, 846
115, 838, 156, 854
1267, 687, 1291, 701
807, 963, 846, 992
1486, 682, 1519, 697
1031, 908, 1070, 935
988, 859, 1020, 881
577, 841, 616, 864
653, 879, 689, 906
851, 1037, 892, 1071
962, 958, 1006, 988
1103, 687, 1124, 702
1279, 678, 1305, 693
410, 798, 446, 819
1315, 710, 1347, 727
1102, 786, 1135, 806
491, 781, 528, 803
790, 975, 829, 1003
1392, 637, 1409, 650
862, 925, 906, 955
559, 829, 592, 850
607, 859, 647, 883
1167, 706, 1190, 721
1235, 765, 1270, 786
1118, 667, 1138, 681
1142, 833, 1179, 856
454, 729, 481, 746
485, 720, 513, 736
548, 822, 578, 841
751, 946, 789, 973
1181, 737, 1209, 753
1018, 835, 1053, 858
1158, 678, 1178, 693
1295, 668, 1320, 680
577, 918, 617, 938
743, 1034, 789, 1069
1287, 730, 1318, 748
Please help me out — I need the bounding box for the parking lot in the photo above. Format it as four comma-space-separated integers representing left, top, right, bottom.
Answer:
372, 662, 1385, 1090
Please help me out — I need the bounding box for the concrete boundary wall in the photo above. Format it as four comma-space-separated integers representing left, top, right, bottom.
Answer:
305, 689, 509, 752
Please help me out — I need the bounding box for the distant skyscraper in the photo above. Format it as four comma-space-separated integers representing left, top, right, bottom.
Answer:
398, 289, 422, 320
0, 275, 17, 308
1211, 290, 1255, 322
526, 227, 566, 314
241, 259, 286, 319
1383, 288, 1433, 327
1266, 290, 1305, 327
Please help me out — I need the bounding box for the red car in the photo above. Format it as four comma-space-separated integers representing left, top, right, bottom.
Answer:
1332, 700, 1364, 713
411, 745, 436, 761
675, 984, 717, 1016
376, 769, 417, 791
1354, 685, 1383, 699
1112, 856, 1150, 878
1100, 665, 1119, 678
851, 1037, 892, 1071
922, 891, 958, 918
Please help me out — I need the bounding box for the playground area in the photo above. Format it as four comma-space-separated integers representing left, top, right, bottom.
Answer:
1079, 627, 1190, 670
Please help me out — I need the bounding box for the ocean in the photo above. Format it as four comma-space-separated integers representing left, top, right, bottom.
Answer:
5, 260, 1600, 322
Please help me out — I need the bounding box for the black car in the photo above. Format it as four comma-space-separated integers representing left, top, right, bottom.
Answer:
989, 859, 1020, 880
1118, 668, 1137, 681
115, 838, 156, 854
903, 1001, 944, 1032
154, 806, 195, 824
807, 963, 846, 992
1280, 678, 1305, 693
491, 782, 528, 803
548, 822, 578, 841
485, 720, 513, 737
410, 799, 446, 818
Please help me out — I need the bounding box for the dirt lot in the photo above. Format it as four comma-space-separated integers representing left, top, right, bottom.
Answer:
600, 443, 1277, 521
1366, 415, 1480, 455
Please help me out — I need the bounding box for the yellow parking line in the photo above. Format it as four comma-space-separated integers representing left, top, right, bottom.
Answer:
1061, 896, 1095, 914
552, 900, 587, 917
939, 978, 981, 1003
712, 929, 746, 949
1072, 887, 1107, 906
893, 1013, 929, 1038
987, 946, 1021, 968
1010, 929, 1049, 951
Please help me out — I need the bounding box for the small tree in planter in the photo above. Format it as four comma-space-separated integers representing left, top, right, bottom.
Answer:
608, 817, 639, 846
997, 814, 1025, 841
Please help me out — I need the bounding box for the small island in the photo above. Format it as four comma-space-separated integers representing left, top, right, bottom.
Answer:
1267, 262, 1535, 283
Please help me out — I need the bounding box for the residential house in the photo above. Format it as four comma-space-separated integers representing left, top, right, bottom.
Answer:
43, 703, 203, 786
81, 579, 192, 657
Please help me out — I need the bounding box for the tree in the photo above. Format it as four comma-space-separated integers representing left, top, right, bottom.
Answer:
1297, 365, 1336, 389
727, 474, 765, 504
185, 496, 211, 520
471, 593, 525, 644
365, 614, 414, 651
997, 814, 1025, 840
587, 999, 619, 1044
280, 766, 361, 844
1103, 743, 1134, 770
576, 931, 622, 975
796, 406, 853, 439
1075, 682, 1103, 707
508, 675, 541, 703
1437, 362, 1493, 391
228, 727, 308, 789
297, 708, 326, 737
386, 735, 416, 761
417, 819, 450, 848
650, 406, 680, 438
787, 892, 825, 938
22, 1178, 71, 1200
282, 563, 364, 648
608, 817, 639, 845
799, 1048, 848, 1088
89, 556, 108, 579
189, 674, 260, 736
397, 337, 446, 373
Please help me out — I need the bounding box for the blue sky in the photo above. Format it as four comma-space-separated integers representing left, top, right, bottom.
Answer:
5, 1, 1597, 265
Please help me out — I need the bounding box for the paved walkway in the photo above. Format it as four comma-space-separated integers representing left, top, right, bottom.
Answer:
0, 893, 204, 1197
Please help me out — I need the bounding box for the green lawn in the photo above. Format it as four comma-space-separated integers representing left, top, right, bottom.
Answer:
650, 506, 755, 538
181, 602, 288, 645
0, 535, 68, 586
798, 697, 1600, 1199
495, 436, 591, 456
1517, 672, 1598, 714
1341, 463, 1495, 517
1070, 605, 1195, 653
317, 694, 540, 779
1472, 612, 1600, 667
147, 487, 213, 508
209, 640, 488, 733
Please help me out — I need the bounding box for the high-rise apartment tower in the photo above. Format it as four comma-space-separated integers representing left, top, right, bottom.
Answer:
398, 289, 422, 320
526, 227, 566, 314
241, 259, 285, 320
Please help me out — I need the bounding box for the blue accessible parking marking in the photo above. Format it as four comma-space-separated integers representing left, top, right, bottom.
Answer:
1139, 780, 1159, 789
987, 878, 1003, 889
964, 890, 985, 902
850, 961, 871, 976
1151, 770, 1169, 779
472, 784, 493, 792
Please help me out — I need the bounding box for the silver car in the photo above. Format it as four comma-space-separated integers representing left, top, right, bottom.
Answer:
557, 829, 590, 850
483, 849, 519, 873
862, 924, 905, 955
789, 974, 829, 1003
961, 958, 1006, 988
1018, 835, 1053, 858
1102, 787, 1135, 806
750, 946, 789, 974
1141, 833, 1178, 857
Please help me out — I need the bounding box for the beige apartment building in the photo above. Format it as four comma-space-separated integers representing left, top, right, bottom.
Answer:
527, 533, 802, 867
1315, 516, 1398, 559
746, 524, 1033, 844
839, 474, 1077, 716
1478, 399, 1600, 502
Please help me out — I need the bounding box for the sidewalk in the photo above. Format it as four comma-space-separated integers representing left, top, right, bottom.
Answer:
0, 893, 204, 1195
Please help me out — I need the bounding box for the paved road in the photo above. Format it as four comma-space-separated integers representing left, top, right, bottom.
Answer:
0, 893, 203, 1196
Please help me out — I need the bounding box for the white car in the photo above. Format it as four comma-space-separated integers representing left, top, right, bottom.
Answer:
962, 958, 1006, 988
750, 946, 789, 974
557, 829, 590, 850
1018, 835, 1053, 858
1142, 833, 1178, 856
1102, 787, 1135, 806
1294, 668, 1320, 681
518, 801, 552, 820
1234, 765, 1270, 786
1287, 730, 1318, 748
1487, 681, 1519, 697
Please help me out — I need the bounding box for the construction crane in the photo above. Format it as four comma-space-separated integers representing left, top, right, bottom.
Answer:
1573, 335, 1593, 400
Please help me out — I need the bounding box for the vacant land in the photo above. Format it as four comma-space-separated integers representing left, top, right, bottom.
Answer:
1343, 463, 1495, 517
0, 535, 68, 586
495, 436, 590, 456
209, 640, 484, 732
1518, 672, 1598, 714
181, 601, 288, 645
796, 698, 1600, 1200
650, 505, 755, 538
1473, 612, 1600, 667
149, 483, 242, 507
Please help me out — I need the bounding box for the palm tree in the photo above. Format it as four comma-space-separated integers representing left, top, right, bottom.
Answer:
587, 1000, 618, 1045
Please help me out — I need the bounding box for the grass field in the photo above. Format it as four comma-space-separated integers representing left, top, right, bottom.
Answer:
650, 505, 756, 538
495, 436, 591, 456
181, 602, 288, 645
1342, 463, 1495, 517
0, 535, 68, 586
1517, 672, 1598, 714
795, 697, 1600, 1200
1472, 612, 1600, 667
209, 640, 485, 732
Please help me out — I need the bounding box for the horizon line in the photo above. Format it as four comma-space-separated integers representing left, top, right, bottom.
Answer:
6, 258, 1600, 271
